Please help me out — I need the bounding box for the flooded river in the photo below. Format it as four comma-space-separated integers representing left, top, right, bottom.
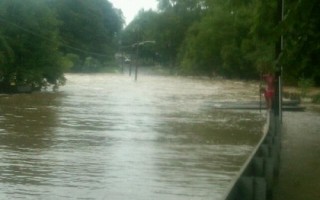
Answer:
0, 74, 265, 200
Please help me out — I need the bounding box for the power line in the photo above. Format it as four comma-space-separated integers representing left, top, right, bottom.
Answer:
0, 16, 109, 57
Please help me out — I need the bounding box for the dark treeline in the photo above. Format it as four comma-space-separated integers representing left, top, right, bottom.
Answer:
0, 0, 319, 93
0, 0, 123, 92
122, 0, 320, 85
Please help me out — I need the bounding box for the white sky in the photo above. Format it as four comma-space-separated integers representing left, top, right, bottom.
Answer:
109, 0, 158, 25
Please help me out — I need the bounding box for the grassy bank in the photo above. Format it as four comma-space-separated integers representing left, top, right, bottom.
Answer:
283, 86, 320, 113
284, 87, 320, 103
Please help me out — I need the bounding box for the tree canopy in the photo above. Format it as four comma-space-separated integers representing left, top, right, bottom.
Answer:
122, 0, 320, 85
0, 0, 319, 92
0, 0, 124, 93
53, 0, 124, 72
280, 0, 320, 85
0, 0, 62, 92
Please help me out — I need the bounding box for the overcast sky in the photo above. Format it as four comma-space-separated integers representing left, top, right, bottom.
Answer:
109, 0, 158, 25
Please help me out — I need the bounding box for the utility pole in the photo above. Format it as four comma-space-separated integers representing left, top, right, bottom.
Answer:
132, 41, 156, 81
274, 0, 284, 122
135, 44, 139, 81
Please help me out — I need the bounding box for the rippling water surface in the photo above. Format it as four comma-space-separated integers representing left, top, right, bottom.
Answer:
0, 74, 265, 199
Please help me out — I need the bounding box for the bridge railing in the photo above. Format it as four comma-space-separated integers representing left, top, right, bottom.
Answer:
221, 111, 281, 200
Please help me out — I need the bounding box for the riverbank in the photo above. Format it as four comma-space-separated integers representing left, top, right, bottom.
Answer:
283, 86, 320, 104
273, 110, 320, 200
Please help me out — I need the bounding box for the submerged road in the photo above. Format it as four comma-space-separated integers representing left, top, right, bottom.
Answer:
273, 108, 320, 200
0, 74, 265, 200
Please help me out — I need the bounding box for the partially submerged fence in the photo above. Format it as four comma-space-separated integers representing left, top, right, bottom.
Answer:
221, 111, 281, 200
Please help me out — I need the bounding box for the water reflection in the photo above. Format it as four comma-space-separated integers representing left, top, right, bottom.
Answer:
0, 74, 264, 199
0, 92, 63, 198
0, 92, 62, 150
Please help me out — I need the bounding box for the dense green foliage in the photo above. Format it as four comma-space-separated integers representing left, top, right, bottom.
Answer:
281, 0, 320, 85
121, 1, 204, 67
179, 2, 259, 78
0, 0, 123, 92
0, 0, 62, 92
0, 0, 319, 92
122, 0, 320, 85
53, 0, 123, 72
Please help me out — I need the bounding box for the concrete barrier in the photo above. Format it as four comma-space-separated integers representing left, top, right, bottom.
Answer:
221, 111, 281, 200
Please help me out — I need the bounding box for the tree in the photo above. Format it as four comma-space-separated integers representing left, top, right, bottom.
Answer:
0, 0, 64, 92
251, 0, 320, 85
178, 0, 260, 78
122, 0, 204, 68
53, 0, 124, 72
0, 32, 14, 67
280, 0, 320, 85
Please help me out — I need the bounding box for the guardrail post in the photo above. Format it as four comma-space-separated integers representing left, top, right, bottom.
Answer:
253, 158, 264, 176
221, 112, 282, 200
271, 138, 281, 176
254, 178, 267, 200
239, 177, 253, 200
238, 177, 267, 200
264, 157, 274, 196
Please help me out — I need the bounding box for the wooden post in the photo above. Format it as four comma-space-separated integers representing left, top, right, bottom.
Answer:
135, 44, 139, 81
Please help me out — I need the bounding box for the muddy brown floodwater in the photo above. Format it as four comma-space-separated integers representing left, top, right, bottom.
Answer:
0, 74, 265, 200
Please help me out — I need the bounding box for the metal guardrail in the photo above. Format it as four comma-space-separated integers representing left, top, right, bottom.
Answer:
221, 111, 281, 200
